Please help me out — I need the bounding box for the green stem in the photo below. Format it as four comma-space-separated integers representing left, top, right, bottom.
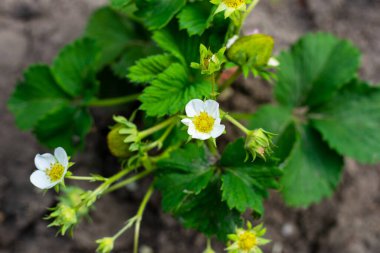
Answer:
219, 68, 242, 92
65, 175, 106, 182
239, 0, 260, 34
224, 113, 249, 134
211, 73, 217, 99
113, 216, 138, 240
133, 185, 154, 253
87, 94, 139, 107
79, 166, 136, 208
105, 169, 153, 193
139, 117, 176, 139
145, 122, 175, 151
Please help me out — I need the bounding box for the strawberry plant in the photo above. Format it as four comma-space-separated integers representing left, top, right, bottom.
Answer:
8, 0, 380, 252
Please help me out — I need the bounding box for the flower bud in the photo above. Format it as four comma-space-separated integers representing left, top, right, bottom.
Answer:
47, 204, 78, 235
245, 128, 275, 160
96, 237, 114, 253
191, 44, 226, 75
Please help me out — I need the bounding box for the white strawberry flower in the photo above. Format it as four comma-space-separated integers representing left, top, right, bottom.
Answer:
181, 99, 225, 140
30, 147, 69, 189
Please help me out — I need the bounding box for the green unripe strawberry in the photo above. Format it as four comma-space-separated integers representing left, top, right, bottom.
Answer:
107, 124, 131, 158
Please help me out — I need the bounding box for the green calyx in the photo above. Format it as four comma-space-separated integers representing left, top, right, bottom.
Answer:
245, 128, 275, 161
191, 44, 226, 75
96, 237, 114, 253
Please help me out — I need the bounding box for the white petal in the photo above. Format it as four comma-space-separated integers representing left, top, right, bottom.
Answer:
181, 118, 192, 126
54, 147, 68, 168
204, 100, 220, 118
210, 124, 225, 138
34, 153, 56, 171
187, 123, 196, 136
185, 99, 205, 117
268, 57, 280, 67
30, 170, 56, 189
192, 131, 211, 140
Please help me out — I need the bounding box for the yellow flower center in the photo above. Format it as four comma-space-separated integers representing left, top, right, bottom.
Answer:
223, 0, 245, 8
238, 231, 257, 251
46, 163, 65, 182
193, 112, 215, 133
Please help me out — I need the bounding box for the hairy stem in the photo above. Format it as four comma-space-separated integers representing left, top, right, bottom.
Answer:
224, 113, 249, 134
133, 185, 154, 253
139, 117, 176, 139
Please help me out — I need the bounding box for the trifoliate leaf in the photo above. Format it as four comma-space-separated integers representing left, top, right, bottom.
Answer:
8, 65, 69, 130
135, 0, 186, 30
127, 54, 173, 84
177, 2, 213, 36
51, 38, 100, 97
311, 80, 380, 164
139, 63, 212, 116
34, 106, 93, 154
85, 7, 137, 68
156, 144, 241, 241
248, 105, 296, 160
220, 139, 282, 214
275, 33, 360, 107
280, 126, 343, 207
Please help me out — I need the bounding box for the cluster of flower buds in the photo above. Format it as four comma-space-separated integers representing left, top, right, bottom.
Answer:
46, 186, 89, 235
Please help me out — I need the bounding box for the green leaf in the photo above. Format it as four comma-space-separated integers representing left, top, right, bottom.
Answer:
85, 7, 137, 67
311, 80, 380, 164
52, 38, 100, 97
248, 105, 296, 160
127, 54, 173, 84
152, 28, 201, 65
111, 44, 160, 78
157, 143, 211, 173
135, 0, 186, 30
280, 126, 343, 207
109, 0, 137, 15
8, 65, 69, 130
220, 139, 281, 214
221, 170, 264, 213
177, 2, 213, 36
34, 106, 93, 154
275, 33, 360, 107
177, 180, 241, 241
139, 63, 212, 117
156, 144, 241, 241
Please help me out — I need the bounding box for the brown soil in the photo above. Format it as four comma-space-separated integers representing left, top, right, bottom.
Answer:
1, 0, 380, 252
